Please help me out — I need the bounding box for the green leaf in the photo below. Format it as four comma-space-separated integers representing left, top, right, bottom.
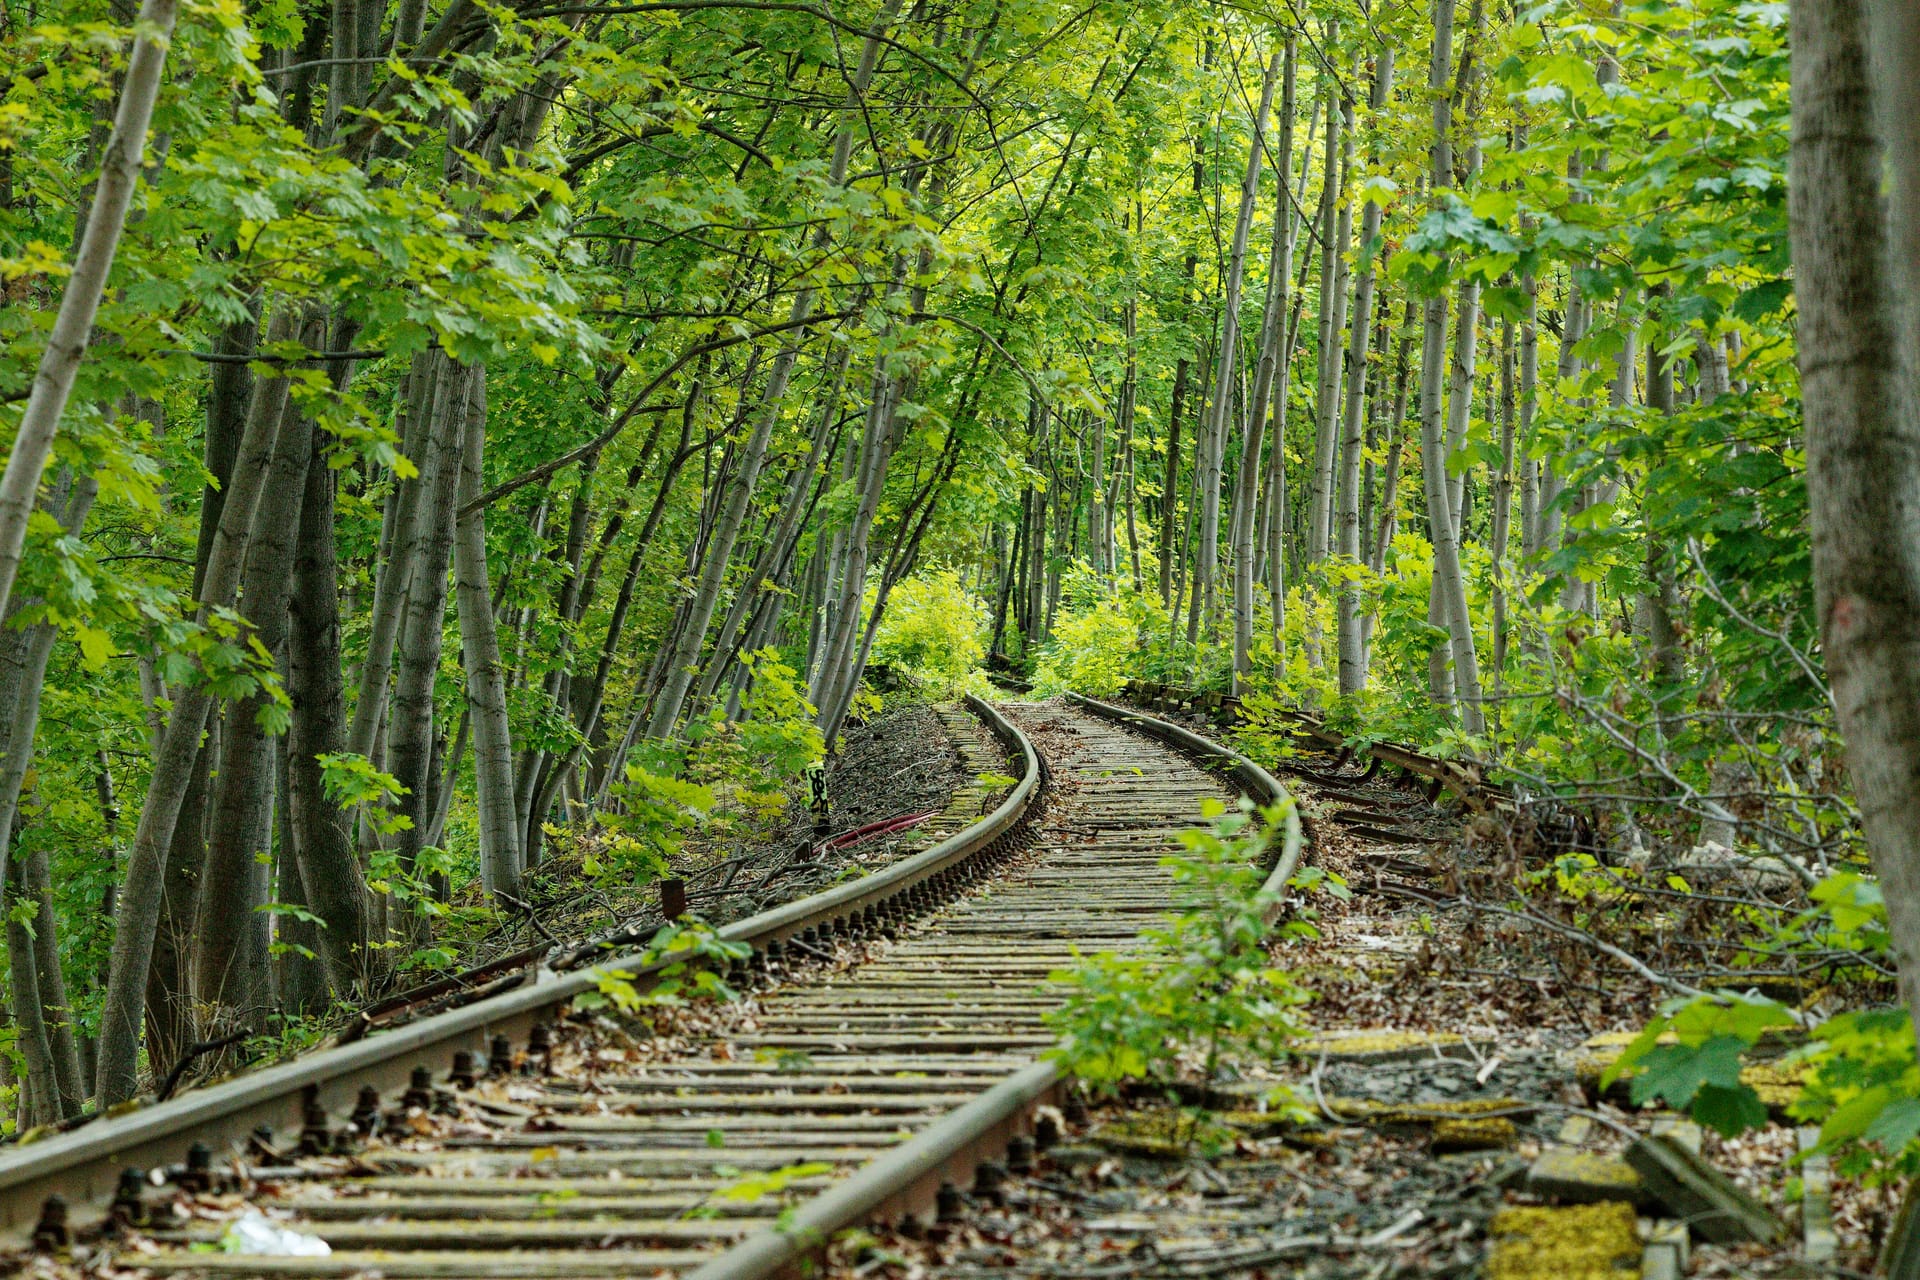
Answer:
1690, 1083, 1769, 1137
1629, 1036, 1746, 1108
1731, 278, 1791, 323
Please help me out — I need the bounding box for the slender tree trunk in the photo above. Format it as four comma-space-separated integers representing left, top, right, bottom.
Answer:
1491, 314, 1517, 680
23, 837, 85, 1114
1228, 46, 1289, 690
95, 308, 299, 1105
389, 357, 472, 892
1419, 0, 1486, 734
0, 0, 181, 626
1305, 46, 1346, 568
192, 314, 322, 1031
1370, 300, 1417, 578
1335, 48, 1395, 695
274, 732, 327, 1013
1198, 51, 1279, 657
453, 366, 523, 897
695, 351, 851, 711
347, 356, 440, 758
1160, 254, 1197, 607
1518, 256, 1541, 559
1, 620, 80, 1123
285, 396, 375, 995
5, 837, 66, 1127
657, 6, 898, 742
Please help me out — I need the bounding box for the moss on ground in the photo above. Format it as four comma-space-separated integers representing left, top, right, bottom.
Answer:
1090, 1110, 1237, 1157
1486, 1202, 1640, 1279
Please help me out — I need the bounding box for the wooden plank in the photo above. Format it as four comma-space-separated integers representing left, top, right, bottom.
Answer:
157, 1218, 754, 1249
133, 1248, 713, 1276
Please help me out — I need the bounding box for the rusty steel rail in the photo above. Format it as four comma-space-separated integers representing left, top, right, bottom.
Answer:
0, 693, 1039, 1244
688, 697, 1301, 1280
1065, 692, 1304, 922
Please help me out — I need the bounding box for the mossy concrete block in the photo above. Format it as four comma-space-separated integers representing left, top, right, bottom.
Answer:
1524, 1147, 1647, 1207
1297, 1029, 1469, 1062
1090, 1112, 1234, 1159
1740, 1059, 1807, 1115
1641, 1219, 1688, 1280
1330, 1096, 1531, 1126
1431, 1116, 1516, 1152
1798, 1127, 1835, 1265
1486, 1202, 1641, 1280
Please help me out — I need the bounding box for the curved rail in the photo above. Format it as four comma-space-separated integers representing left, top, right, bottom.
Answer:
688, 695, 1301, 1280
0, 693, 1039, 1242
1065, 692, 1304, 916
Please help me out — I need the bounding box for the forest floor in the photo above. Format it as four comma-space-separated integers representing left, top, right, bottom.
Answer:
452, 694, 982, 972
802, 700, 1882, 1279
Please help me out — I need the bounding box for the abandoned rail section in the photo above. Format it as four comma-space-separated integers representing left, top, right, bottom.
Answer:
0, 696, 1456, 1279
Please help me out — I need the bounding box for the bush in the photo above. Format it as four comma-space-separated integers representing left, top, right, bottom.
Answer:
1047, 798, 1314, 1120
1031, 566, 1169, 697
870, 569, 986, 691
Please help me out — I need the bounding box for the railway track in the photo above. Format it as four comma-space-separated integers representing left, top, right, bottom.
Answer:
3, 697, 1298, 1280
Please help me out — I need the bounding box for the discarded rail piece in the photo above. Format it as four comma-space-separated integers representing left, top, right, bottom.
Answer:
1120, 678, 1500, 810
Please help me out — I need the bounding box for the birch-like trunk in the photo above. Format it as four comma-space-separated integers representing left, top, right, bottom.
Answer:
388, 357, 472, 892
191, 323, 319, 1031
0, 0, 181, 626
453, 367, 523, 897
285, 396, 375, 994
653, 4, 898, 742
1198, 50, 1280, 653
1228, 46, 1290, 690
1491, 314, 1517, 679
1305, 46, 1346, 568
1517, 262, 1541, 559
2, 623, 81, 1123
1160, 254, 1197, 607
1418, 0, 1486, 734
1335, 49, 1396, 695
346, 356, 440, 758
96, 308, 298, 1105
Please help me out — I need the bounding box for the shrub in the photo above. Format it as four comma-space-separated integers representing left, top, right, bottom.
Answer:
1047, 798, 1314, 1119
1031, 566, 1168, 697
870, 569, 986, 691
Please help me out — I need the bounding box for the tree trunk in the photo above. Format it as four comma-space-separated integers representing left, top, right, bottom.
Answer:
388, 355, 472, 896
1196, 51, 1279, 655
1419, 0, 1487, 734
192, 316, 321, 1032
1518, 260, 1542, 559
285, 392, 375, 996
1227, 46, 1289, 690
657, 4, 898, 743
0, 0, 181, 626
1160, 255, 1197, 607
95, 308, 299, 1105
1792, 0, 1920, 1063
1335, 48, 1396, 696
454, 366, 524, 897
0, 609, 85, 1122
1305, 47, 1346, 568
346, 355, 441, 759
